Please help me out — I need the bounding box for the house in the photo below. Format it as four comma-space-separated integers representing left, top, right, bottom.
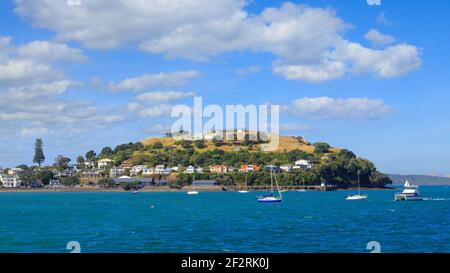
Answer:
293, 159, 312, 170
170, 166, 180, 172
184, 165, 196, 174
196, 167, 204, 174
109, 167, 126, 177
0, 174, 21, 188
8, 167, 23, 175
142, 167, 155, 176
82, 169, 103, 178
98, 158, 114, 168
130, 165, 146, 176
239, 164, 261, 172
210, 165, 229, 174
264, 165, 280, 173
280, 164, 293, 172
84, 160, 96, 168
155, 165, 165, 174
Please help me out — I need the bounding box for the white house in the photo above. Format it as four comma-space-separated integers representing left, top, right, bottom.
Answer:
293, 159, 312, 170
0, 174, 21, 188
155, 165, 165, 174
84, 160, 96, 168
196, 167, 204, 174
109, 167, 125, 178
280, 164, 293, 172
142, 167, 155, 176
184, 165, 196, 174
8, 167, 23, 175
171, 166, 180, 172
98, 158, 114, 168
130, 165, 146, 176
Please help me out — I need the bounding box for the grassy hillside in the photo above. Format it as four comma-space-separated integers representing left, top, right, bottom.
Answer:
141, 134, 337, 154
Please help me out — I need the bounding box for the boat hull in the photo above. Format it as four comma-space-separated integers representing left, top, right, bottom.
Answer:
257, 198, 282, 203
395, 194, 423, 201
345, 195, 368, 200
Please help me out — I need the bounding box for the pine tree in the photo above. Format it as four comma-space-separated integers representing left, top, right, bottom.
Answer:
33, 138, 45, 167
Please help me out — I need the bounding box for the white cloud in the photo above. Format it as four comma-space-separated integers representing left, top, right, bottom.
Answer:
14, 1, 422, 82
332, 42, 422, 78
17, 40, 87, 62
108, 71, 201, 92
273, 59, 346, 82
376, 12, 393, 26
0, 36, 123, 138
236, 65, 261, 75
289, 97, 392, 119
364, 29, 396, 46
135, 104, 174, 118
135, 91, 195, 103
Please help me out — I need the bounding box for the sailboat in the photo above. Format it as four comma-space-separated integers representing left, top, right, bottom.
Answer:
238, 172, 250, 193
257, 169, 282, 203
345, 171, 368, 200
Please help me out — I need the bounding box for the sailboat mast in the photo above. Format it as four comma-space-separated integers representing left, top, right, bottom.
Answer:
270, 169, 273, 193
357, 170, 361, 195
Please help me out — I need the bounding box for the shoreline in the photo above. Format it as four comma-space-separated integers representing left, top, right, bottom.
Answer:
0, 186, 396, 193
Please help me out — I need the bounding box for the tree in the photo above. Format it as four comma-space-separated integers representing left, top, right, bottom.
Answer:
85, 150, 97, 161
36, 170, 54, 186
33, 138, 45, 167
98, 178, 115, 188
313, 142, 331, 154
18, 169, 36, 187
152, 142, 164, 149
60, 176, 80, 186
194, 140, 207, 149
54, 155, 71, 170
100, 147, 114, 158
76, 156, 85, 168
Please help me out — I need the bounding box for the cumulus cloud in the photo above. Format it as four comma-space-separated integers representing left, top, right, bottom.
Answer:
364, 29, 396, 46
14, 1, 422, 82
17, 40, 88, 62
128, 91, 196, 118
108, 71, 201, 92
0, 36, 123, 138
289, 97, 392, 119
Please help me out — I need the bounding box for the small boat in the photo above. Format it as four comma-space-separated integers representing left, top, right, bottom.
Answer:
238, 190, 250, 193
132, 190, 139, 194
345, 170, 368, 200
258, 169, 282, 203
395, 180, 423, 201
187, 191, 199, 195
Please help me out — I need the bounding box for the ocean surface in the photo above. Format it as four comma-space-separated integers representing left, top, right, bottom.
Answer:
0, 186, 449, 253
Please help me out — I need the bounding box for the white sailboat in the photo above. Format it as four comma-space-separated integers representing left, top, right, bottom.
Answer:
257, 169, 282, 203
238, 172, 249, 193
345, 171, 368, 200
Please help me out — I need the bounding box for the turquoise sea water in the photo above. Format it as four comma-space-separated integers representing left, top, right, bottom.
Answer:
0, 186, 449, 253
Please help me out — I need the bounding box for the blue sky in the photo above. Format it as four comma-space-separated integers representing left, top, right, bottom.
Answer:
0, 0, 449, 175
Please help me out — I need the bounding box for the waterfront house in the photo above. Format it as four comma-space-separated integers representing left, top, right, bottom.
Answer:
210, 165, 229, 174
142, 167, 155, 176
82, 169, 103, 179
294, 159, 312, 170
98, 158, 114, 168
184, 165, 196, 174
239, 164, 261, 172
170, 166, 180, 172
109, 167, 126, 178
280, 164, 293, 172
264, 165, 280, 173
155, 164, 165, 174
0, 174, 21, 188
130, 165, 147, 176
